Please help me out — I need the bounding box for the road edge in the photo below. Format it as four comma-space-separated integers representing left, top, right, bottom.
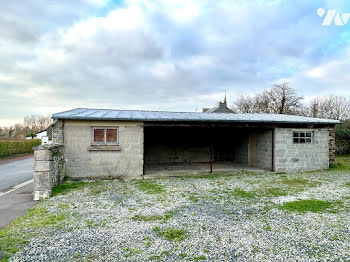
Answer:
0, 179, 34, 198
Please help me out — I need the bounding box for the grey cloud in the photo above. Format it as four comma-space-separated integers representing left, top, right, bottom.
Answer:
1, 0, 350, 126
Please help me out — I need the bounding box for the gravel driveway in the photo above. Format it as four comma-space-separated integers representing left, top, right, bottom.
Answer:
2, 170, 350, 261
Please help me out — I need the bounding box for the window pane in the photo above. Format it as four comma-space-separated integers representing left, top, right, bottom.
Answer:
106, 129, 117, 142
293, 132, 299, 138
94, 129, 105, 142
306, 132, 312, 137
293, 138, 299, 143
300, 138, 305, 143
300, 133, 305, 137
306, 138, 312, 143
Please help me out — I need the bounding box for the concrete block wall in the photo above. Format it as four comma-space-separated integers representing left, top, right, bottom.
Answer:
233, 135, 248, 164
64, 120, 144, 179
145, 145, 211, 164
33, 144, 65, 200
256, 130, 273, 170
274, 128, 329, 172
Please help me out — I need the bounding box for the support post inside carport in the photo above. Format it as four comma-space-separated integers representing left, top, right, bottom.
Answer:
209, 143, 213, 173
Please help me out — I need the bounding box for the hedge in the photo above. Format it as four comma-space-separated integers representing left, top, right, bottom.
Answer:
335, 128, 350, 155
0, 139, 41, 158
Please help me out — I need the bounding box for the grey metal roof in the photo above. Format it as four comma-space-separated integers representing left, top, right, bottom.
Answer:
52, 108, 340, 125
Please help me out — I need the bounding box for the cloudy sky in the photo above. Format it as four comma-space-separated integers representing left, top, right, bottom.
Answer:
1, 0, 350, 126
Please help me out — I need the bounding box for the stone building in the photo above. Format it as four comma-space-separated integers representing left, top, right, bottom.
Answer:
202, 93, 234, 113
48, 108, 339, 180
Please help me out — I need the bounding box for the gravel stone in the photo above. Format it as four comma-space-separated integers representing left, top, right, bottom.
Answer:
9, 170, 350, 261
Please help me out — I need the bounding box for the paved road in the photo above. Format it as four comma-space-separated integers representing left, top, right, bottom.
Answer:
0, 157, 36, 229
0, 157, 34, 192
0, 183, 36, 229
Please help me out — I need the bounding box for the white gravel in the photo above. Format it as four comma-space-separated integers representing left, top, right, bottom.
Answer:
9, 170, 350, 261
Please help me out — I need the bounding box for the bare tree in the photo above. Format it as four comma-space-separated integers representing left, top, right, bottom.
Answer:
307, 96, 350, 120
23, 114, 51, 132
232, 82, 303, 115
233, 95, 257, 113
266, 83, 304, 114
0, 114, 52, 140
255, 91, 273, 113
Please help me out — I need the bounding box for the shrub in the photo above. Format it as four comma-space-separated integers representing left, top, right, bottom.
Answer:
0, 139, 41, 158
335, 128, 350, 155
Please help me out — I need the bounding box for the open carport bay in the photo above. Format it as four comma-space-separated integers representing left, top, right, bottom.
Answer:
144, 124, 273, 176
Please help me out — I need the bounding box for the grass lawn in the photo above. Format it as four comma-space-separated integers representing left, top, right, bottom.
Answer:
1, 157, 349, 261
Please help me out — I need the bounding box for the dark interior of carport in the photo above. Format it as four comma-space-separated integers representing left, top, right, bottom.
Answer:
143, 121, 274, 176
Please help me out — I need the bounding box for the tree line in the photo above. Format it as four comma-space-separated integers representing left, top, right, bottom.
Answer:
0, 115, 52, 140
230, 82, 350, 154
230, 83, 350, 120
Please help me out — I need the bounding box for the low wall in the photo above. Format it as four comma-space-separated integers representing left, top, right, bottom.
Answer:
33, 144, 65, 200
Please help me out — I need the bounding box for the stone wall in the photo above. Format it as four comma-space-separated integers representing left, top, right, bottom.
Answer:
33, 144, 65, 200
64, 120, 144, 179
274, 128, 329, 172
328, 128, 336, 166
52, 120, 64, 144
256, 130, 273, 170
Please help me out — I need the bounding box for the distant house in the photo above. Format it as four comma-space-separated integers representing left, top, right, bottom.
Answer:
26, 126, 52, 144
202, 94, 233, 113
49, 107, 339, 180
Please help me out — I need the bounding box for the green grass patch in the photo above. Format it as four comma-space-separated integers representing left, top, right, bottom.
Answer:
133, 210, 175, 222
330, 155, 350, 171
0, 207, 65, 232
345, 182, 350, 187
279, 178, 320, 192
208, 187, 257, 201
281, 178, 312, 186
153, 227, 188, 242
122, 247, 140, 258
0, 206, 66, 261
262, 187, 288, 197
88, 182, 108, 195
279, 199, 338, 213
143, 236, 152, 248
52, 181, 89, 196
0, 237, 28, 255
190, 255, 207, 261
135, 180, 166, 194
188, 195, 200, 203
133, 214, 163, 222
57, 203, 69, 210
148, 250, 172, 261
232, 188, 256, 198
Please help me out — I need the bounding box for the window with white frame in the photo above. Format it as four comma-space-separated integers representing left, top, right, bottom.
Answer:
293, 131, 312, 144
91, 127, 118, 145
